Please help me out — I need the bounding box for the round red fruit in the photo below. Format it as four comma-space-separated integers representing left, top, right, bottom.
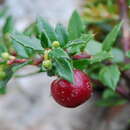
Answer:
51, 70, 93, 108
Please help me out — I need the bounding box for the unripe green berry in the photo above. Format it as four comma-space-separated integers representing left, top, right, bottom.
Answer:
42, 60, 52, 70
0, 71, 6, 79
52, 41, 60, 48
1, 52, 10, 60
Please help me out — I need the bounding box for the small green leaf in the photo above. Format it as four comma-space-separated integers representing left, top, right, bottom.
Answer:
0, 67, 13, 94
85, 40, 102, 55
24, 23, 38, 36
111, 48, 124, 63
103, 89, 119, 99
3, 16, 14, 34
73, 59, 89, 70
90, 51, 112, 64
68, 10, 84, 40
99, 65, 120, 91
50, 48, 69, 59
12, 60, 32, 72
11, 33, 43, 51
0, 43, 7, 55
121, 64, 130, 71
41, 31, 51, 48
36, 16, 57, 42
80, 33, 94, 42
102, 22, 122, 51
0, 81, 7, 94
65, 33, 93, 49
65, 39, 86, 48
55, 23, 68, 47
126, 51, 130, 58
54, 58, 74, 83
96, 98, 127, 107
12, 40, 29, 58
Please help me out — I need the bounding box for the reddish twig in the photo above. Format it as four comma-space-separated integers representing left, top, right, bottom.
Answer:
7, 59, 27, 65
7, 57, 44, 66
72, 53, 91, 60
117, 0, 130, 51
33, 57, 44, 65
91, 78, 130, 101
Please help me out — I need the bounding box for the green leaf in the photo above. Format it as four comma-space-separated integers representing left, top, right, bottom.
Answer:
40, 31, 51, 48
24, 23, 38, 36
85, 40, 102, 55
126, 51, 130, 58
65, 33, 93, 48
54, 58, 74, 83
12, 40, 29, 58
36, 16, 57, 42
12, 60, 32, 72
0, 43, 7, 55
96, 98, 127, 107
80, 33, 94, 42
99, 65, 120, 91
11, 33, 43, 51
3, 16, 14, 34
0, 67, 13, 94
102, 22, 122, 51
65, 39, 86, 48
103, 89, 119, 99
90, 51, 112, 64
111, 48, 124, 63
68, 10, 84, 40
0, 81, 7, 94
73, 59, 89, 70
121, 64, 130, 71
50, 48, 69, 59
55, 23, 68, 47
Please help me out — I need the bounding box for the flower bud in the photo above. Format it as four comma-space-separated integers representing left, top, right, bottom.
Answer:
44, 49, 51, 60
52, 41, 60, 48
1, 52, 10, 60
42, 60, 52, 70
9, 56, 16, 60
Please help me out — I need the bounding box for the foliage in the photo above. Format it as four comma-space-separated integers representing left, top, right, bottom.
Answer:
0, 5, 129, 108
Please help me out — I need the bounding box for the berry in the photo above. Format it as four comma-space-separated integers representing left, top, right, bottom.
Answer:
52, 41, 60, 48
51, 69, 93, 108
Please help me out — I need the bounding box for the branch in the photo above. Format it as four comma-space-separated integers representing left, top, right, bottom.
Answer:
7, 57, 44, 65
117, 0, 130, 51
92, 78, 130, 101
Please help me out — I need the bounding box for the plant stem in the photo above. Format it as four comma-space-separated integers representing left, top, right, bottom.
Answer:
117, 0, 130, 51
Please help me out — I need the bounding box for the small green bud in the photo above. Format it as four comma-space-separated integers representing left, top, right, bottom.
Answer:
0, 71, 6, 79
44, 49, 51, 60
42, 60, 52, 70
52, 41, 60, 48
9, 56, 16, 60
1, 52, 10, 60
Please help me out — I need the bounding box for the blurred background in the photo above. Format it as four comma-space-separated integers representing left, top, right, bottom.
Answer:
0, 0, 130, 130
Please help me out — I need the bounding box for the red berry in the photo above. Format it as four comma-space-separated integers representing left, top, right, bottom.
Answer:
51, 70, 93, 108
